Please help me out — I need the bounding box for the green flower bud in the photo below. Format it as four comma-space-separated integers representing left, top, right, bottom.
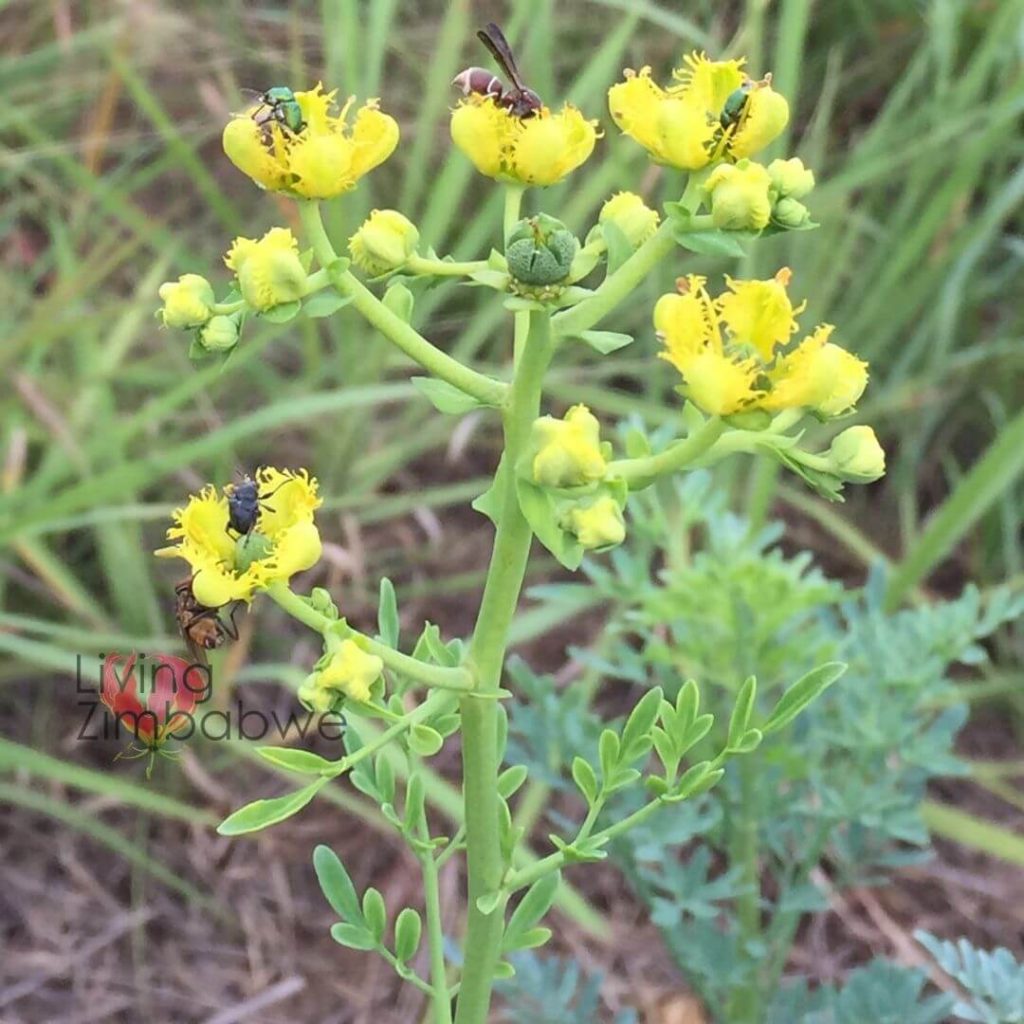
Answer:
349, 209, 420, 275
703, 159, 773, 231
198, 314, 240, 352
309, 587, 339, 619
828, 426, 885, 483
772, 196, 812, 229
564, 496, 626, 550
767, 157, 815, 199
506, 214, 579, 286
598, 191, 660, 248
158, 274, 215, 328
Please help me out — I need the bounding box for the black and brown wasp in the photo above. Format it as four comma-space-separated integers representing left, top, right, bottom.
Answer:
453, 22, 543, 119
174, 576, 240, 666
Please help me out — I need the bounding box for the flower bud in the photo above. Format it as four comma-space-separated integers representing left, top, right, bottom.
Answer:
158, 274, 215, 329
565, 496, 626, 550
297, 672, 336, 714
224, 228, 307, 312
704, 160, 773, 231
309, 587, 339, 619
828, 426, 885, 483
506, 214, 579, 286
771, 196, 812, 229
349, 209, 420, 275
314, 639, 383, 704
198, 314, 240, 352
530, 405, 607, 489
599, 192, 660, 248
767, 157, 815, 199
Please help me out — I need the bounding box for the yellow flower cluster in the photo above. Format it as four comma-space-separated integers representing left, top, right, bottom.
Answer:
608, 52, 788, 171
655, 270, 868, 418
156, 468, 322, 607
222, 85, 399, 198
450, 96, 598, 186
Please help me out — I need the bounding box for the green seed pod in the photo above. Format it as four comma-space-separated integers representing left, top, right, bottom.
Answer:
505, 214, 579, 286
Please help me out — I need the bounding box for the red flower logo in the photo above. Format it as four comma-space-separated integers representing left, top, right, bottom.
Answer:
101, 654, 205, 771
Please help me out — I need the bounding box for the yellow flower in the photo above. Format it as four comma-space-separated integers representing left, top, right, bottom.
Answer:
224, 228, 306, 311
450, 96, 598, 186
309, 639, 383, 705
349, 209, 420, 275
717, 268, 804, 361
531, 405, 608, 488
828, 426, 885, 482
158, 274, 215, 329
156, 467, 322, 607
222, 85, 399, 198
608, 53, 788, 169
655, 272, 869, 419
730, 78, 790, 159
599, 191, 660, 247
566, 496, 626, 550
704, 160, 773, 231
765, 326, 869, 416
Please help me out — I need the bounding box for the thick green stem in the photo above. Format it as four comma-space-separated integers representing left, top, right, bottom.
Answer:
406, 255, 489, 278
454, 312, 552, 1024
297, 202, 507, 407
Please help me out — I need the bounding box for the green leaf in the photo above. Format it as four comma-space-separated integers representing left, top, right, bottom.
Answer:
259, 300, 302, 323
382, 281, 414, 322
506, 926, 553, 952
598, 728, 620, 785
575, 329, 634, 354
476, 891, 506, 916
763, 662, 846, 733
254, 746, 337, 775
670, 761, 724, 801
216, 779, 324, 836
671, 224, 748, 258
313, 844, 363, 923
472, 458, 504, 525
403, 774, 426, 836
620, 687, 663, 759
504, 871, 560, 952
411, 376, 486, 415
727, 676, 757, 750
601, 220, 634, 274
362, 887, 387, 943
330, 922, 377, 951
675, 679, 700, 732
468, 268, 512, 290
679, 712, 714, 755
493, 960, 516, 979
514, 478, 584, 571
409, 724, 444, 757
377, 578, 400, 648
303, 290, 353, 318
732, 727, 763, 754
394, 907, 422, 963
498, 764, 530, 798
571, 756, 599, 805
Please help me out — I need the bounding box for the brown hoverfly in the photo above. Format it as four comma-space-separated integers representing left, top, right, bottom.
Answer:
174, 576, 240, 666
453, 22, 543, 119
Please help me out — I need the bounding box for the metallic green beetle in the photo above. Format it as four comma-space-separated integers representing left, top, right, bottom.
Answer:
252, 86, 306, 144
719, 81, 753, 129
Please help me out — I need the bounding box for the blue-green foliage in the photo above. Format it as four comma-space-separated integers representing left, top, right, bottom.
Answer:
494, 952, 637, 1024
766, 960, 953, 1024
506, 472, 1023, 1019
917, 930, 1024, 1023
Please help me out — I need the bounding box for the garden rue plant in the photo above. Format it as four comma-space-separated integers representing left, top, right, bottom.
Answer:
147, 28, 889, 1024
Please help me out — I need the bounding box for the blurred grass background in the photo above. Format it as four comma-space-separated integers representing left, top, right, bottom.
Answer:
1, 0, 1023, 1020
